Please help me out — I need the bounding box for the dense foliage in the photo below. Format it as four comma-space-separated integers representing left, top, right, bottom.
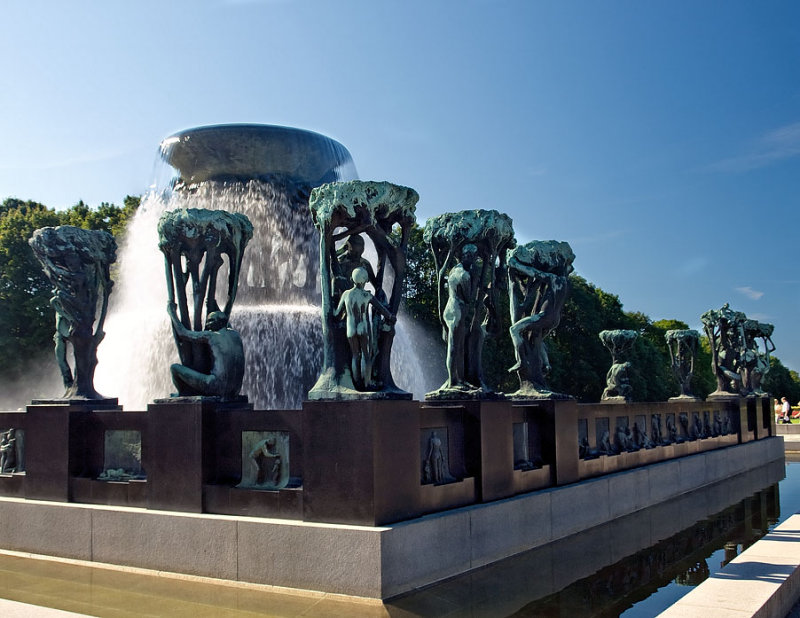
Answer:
0, 196, 140, 385
402, 223, 797, 402
763, 358, 800, 405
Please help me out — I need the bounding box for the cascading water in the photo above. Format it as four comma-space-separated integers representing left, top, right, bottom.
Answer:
95, 124, 441, 409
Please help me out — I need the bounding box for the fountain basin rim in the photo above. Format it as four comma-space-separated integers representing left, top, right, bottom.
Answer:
160, 123, 357, 186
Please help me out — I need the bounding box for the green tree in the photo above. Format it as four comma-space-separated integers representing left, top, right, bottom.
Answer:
547, 276, 629, 401
0, 200, 63, 382
62, 195, 140, 238
763, 357, 800, 404
402, 224, 439, 333
624, 313, 676, 403
691, 335, 716, 399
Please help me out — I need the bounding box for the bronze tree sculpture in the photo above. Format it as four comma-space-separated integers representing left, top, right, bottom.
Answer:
29, 225, 117, 400
507, 240, 574, 399
308, 180, 418, 399
158, 208, 253, 399
423, 209, 515, 399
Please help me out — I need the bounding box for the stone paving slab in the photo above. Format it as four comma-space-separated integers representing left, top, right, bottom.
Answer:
0, 599, 88, 617
657, 513, 800, 618
782, 435, 800, 453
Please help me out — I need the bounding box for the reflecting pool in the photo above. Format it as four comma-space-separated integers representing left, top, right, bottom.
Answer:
0, 459, 795, 617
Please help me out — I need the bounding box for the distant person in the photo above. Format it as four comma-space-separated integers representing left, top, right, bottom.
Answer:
776, 399, 784, 424
782, 396, 791, 424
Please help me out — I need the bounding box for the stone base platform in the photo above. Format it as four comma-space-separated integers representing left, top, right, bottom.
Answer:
0, 438, 784, 600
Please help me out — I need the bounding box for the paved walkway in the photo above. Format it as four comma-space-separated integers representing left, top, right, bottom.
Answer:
783, 434, 800, 452
658, 512, 800, 617
0, 599, 88, 617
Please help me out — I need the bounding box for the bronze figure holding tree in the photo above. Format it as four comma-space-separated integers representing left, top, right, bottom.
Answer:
158, 208, 253, 400
308, 180, 418, 399
29, 225, 116, 400
507, 240, 574, 399
423, 209, 515, 399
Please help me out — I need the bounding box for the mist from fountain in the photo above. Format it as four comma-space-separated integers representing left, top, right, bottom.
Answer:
95, 125, 442, 409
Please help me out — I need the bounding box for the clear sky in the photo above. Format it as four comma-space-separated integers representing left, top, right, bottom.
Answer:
2, 1, 799, 370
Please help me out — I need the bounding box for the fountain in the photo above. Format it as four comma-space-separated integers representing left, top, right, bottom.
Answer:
96, 124, 437, 409
0, 125, 784, 607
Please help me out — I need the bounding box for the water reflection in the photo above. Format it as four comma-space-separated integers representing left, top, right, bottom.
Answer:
514, 479, 778, 617
387, 459, 786, 617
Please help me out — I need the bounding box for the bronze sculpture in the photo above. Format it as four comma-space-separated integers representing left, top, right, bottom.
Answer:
599, 330, 638, 402
701, 304, 746, 398
158, 208, 252, 399
665, 329, 701, 401
29, 225, 117, 400
308, 180, 417, 399
507, 240, 574, 399
424, 209, 515, 399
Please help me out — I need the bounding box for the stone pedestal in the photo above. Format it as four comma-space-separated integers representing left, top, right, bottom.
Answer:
202, 407, 304, 519
758, 396, 775, 438
462, 400, 516, 502
24, 401, 118, 502
302, 399, 421, 526
738, 398, 755, 443
544, 398, 579, 485
145, 398, 249, 513
24, 404, 74, 502
418, 403, 477, 514
510, 399, 578, 486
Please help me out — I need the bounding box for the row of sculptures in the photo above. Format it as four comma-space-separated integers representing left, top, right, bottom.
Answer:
596, 306, 775, 404
580, 409, 737, 459
26, 180, 776, 404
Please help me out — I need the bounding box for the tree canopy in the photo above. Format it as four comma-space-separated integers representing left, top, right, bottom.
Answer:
763, 357, 800, 405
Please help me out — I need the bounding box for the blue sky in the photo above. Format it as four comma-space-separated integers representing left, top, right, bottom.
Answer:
2, 1, 799, 371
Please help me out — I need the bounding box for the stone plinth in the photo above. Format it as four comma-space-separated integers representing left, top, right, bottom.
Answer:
302, 399, 423, 525
146, 398, 252, 513
24, 403, 117, 502
146, 400, 206, 512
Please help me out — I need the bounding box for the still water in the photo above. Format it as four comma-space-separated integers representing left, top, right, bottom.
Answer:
0, 460, 796, 617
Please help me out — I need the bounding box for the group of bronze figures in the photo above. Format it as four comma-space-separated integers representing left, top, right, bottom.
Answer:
580, 409, 737, 460
25, 179, 776, 405
701, 304, 775, 399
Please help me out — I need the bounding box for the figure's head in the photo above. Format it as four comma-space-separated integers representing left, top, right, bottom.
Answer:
345, 234, 365, 256
461, 243, 478, 265
351, 267, 369, 287
205, 311, 228, 331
